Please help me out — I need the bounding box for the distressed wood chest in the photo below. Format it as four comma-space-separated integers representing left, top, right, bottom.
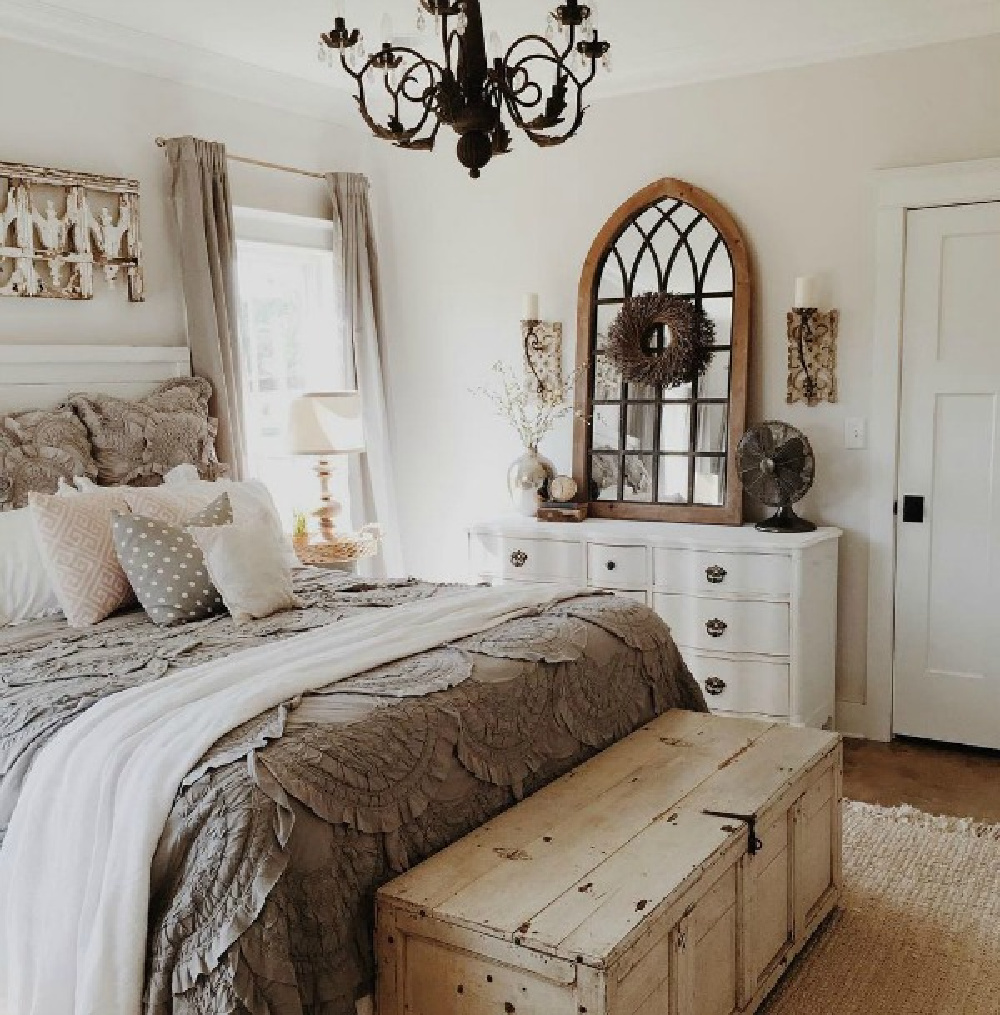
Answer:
377, 711, 842, 1015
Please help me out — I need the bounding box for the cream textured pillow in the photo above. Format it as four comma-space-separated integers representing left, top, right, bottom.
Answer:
187, 523, 299, 625
28, 489, 133, 627
126, 479, 298, 566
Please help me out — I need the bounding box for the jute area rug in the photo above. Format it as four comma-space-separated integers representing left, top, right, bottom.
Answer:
762, 801, 1000, 1015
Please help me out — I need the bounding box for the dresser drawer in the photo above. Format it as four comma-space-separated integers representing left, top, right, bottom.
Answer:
587, 543, 648, 589
653, 548, 792, 597
686, 653, 790, 717
473, 534, 585, 583
653, 594, 790, 656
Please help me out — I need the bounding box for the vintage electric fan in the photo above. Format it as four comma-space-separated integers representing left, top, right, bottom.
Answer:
736, 421, 817, 533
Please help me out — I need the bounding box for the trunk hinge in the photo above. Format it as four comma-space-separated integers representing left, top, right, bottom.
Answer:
702, 810, 763, 856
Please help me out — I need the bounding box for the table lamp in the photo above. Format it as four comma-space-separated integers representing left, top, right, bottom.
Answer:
288, 392, 364, 540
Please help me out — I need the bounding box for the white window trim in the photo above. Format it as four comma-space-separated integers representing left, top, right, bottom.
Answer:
234, 206, 337, 252
848, 157, 1000, 742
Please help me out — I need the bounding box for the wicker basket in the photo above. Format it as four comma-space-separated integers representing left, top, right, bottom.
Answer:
294, 530, 380, 566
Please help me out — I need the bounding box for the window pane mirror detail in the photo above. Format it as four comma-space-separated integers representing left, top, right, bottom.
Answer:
573, 179, 751, 524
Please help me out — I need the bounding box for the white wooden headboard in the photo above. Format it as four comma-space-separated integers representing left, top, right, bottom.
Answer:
0, 345, 191, 413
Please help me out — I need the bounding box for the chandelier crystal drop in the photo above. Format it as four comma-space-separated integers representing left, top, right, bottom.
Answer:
318, 0, 612, 179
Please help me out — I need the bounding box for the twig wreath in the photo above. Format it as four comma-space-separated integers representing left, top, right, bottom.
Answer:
605, 292, 716, 389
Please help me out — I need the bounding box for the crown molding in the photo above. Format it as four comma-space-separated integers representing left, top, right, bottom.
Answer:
588, 17, 1000, 101
0, 0, 357, 128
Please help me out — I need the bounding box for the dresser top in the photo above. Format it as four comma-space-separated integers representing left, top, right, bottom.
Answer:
470, 516, 842, 551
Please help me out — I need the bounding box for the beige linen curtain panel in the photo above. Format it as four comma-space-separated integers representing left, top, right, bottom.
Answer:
164, 137, 247, 478
327, 173, 403, 579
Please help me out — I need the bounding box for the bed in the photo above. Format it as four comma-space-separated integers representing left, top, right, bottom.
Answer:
0, 346, 706, 1015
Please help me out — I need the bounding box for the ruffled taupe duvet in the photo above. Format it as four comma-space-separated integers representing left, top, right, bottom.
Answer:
0, 570, 705, 1015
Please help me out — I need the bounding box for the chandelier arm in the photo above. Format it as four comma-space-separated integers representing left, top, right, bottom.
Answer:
348, 49, 445, 145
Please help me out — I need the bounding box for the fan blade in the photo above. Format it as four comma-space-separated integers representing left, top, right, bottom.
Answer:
770, 437, 807, 469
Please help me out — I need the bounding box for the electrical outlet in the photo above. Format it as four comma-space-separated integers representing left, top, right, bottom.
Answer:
845, 417, 867, 450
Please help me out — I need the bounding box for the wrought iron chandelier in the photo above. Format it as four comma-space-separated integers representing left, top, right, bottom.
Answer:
319, 1, 611, 179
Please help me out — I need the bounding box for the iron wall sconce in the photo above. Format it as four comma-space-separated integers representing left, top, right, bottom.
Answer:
787, 276, 839, 406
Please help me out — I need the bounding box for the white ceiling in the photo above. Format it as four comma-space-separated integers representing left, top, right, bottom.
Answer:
2, 0, 999, 121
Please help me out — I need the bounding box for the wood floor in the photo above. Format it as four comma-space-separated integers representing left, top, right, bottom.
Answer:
844, 736, 1000, 823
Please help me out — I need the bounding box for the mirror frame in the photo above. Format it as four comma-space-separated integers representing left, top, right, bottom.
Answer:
572, 178, 751, 525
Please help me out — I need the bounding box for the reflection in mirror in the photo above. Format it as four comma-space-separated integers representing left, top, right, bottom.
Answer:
701, 297, 733, 345
700, 351, 731, 400
663, 380, 693, 402
626, 403, 658, 452
696, 403, 728, 453
659, 404, 691, 452
622, 455, 654, 502
657, 456, 690, 504
694, 457, 726, 506
594, 355, 622, 401
591, 453, 620, 500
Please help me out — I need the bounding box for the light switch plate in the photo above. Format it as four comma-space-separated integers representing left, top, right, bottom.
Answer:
845, 417, 867, 450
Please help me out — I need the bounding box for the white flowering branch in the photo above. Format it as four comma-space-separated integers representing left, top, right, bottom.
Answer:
474, 361, 581, 452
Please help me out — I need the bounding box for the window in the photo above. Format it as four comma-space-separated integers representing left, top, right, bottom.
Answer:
235, 208, 350, 532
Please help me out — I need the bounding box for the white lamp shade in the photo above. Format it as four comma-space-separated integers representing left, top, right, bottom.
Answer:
288, 392, 365, 456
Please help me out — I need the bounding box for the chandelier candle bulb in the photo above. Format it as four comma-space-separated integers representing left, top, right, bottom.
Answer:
523, 293, 540, 322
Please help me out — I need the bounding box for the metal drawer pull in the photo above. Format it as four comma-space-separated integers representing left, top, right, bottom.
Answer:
706, 565, 727, 584
510, 550, 528, 568
606, 560, 617, 571
704, 676, 727, 696
706, 618, 728, 638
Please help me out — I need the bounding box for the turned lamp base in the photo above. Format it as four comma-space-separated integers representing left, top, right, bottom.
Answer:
313, 457, 345, 541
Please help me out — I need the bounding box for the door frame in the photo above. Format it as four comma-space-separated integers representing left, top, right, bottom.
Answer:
848, 158, 1000, 742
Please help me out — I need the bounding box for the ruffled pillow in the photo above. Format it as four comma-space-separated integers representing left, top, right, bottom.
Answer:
0, 407, 97, 511
69, 377, 228, 488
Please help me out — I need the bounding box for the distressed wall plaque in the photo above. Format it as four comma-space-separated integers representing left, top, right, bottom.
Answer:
787, 309, 839, 406
0, 161, 143, 302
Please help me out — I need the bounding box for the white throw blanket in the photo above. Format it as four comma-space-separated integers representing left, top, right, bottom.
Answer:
0, 583, 585, 1015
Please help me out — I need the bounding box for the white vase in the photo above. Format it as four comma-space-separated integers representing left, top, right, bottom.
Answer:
507, 449, 556, 517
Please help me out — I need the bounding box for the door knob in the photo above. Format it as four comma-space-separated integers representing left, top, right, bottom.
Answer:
902, 496, 925, 523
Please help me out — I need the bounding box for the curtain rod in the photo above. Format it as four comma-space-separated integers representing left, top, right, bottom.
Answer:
154, 138, 326, 181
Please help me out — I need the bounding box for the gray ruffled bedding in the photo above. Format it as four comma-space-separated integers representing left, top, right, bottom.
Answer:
0, 570, 705, 1015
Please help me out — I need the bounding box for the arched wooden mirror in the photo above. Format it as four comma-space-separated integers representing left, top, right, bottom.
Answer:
573, 179, 751, 524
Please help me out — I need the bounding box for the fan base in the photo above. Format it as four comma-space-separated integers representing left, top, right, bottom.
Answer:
755, 505, 817, 534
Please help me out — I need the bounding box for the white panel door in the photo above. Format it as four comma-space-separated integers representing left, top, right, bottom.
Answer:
894, 202, 1000, 748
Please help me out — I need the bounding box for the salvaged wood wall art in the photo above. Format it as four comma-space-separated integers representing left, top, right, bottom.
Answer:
787, 309, 839, 406
0, 161, 143, 302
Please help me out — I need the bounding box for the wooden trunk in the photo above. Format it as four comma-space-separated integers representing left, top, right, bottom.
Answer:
377, 712, 842, 1015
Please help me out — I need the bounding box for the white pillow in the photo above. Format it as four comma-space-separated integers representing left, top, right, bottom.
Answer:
0, 509, 61, 625
124, 478, 298, 568
187, 523, 299, 625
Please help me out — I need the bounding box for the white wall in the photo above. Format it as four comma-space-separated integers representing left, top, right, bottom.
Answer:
0, 37, 367, 350
375, 33, 1000, 714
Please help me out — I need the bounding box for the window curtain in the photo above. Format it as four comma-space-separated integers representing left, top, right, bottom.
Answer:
163, 136, 247, 478
326, 173, 403, 579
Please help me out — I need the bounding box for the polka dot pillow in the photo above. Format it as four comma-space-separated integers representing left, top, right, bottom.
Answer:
111, 494, 232, 626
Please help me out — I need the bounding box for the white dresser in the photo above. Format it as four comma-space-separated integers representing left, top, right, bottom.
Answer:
468, 518, 841, 729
